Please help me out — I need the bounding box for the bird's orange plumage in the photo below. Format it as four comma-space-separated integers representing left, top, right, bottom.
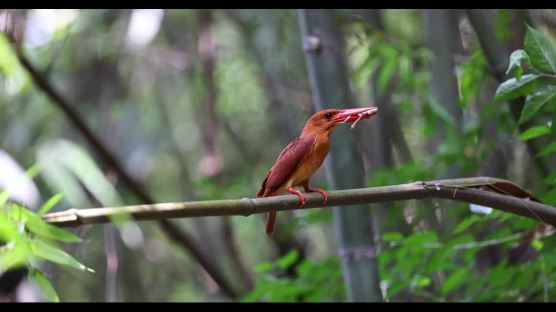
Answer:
258, 107, 379, 236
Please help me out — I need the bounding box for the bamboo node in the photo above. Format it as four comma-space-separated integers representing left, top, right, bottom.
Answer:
241, 197, 255, 216
303, 35, 322, 54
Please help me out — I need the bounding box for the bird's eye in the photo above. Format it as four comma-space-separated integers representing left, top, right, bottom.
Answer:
325, 112, 334, 119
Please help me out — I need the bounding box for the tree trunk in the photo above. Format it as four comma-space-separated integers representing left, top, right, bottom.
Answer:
196, 9, 223, 179
424, 9, 464, 174
423, 9, 466, 233
298, 9, 382, 302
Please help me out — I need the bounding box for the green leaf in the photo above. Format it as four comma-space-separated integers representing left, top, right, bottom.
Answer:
452, 215, 479, 235
490, 263, 516, 289
426, 246, 454, 273
494, 74, 545, 102
514, 67, 523, 81
378, 53, 397, 93
406, 231, 438, 245
495, 9, 512, 41
353, 49, 380, 86
543, 171, 556, 186
277, 250, 299, 271
30, 268, 59, 302
0, 33, 21, 76
541, 187, 556, 205
511, 217, 536, 231
519, 125, 551, 141
254, 262, 274, 273
511, 268, 535, 290
37, 139, 123, 209
382, 232, 404, 241
538, 141, 556, 157
11, 205, 81, 242
386, 279, 411, 298
441, 268, 469, 295
38, 194, 64, 216
416, 276, 431, 288
553, 112, 556, 134
25, 164, 42, 179
0, 191, 9, 207
458, 51, 487, 108
506, 49, 529, 79
524, 25, 556, 74
531, 239, 543, 251
31, 240, 94, 273
0, 211, 17, 242
25, 216, 81, 243
398, 54, 412, 86
0, 237, 30, 270
519, 86, 556, 124
426, 98, 456, 128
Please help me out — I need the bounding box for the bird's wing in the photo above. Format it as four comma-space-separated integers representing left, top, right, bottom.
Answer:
257, 135, 316, 197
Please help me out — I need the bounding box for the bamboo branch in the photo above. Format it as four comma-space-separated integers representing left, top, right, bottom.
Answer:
43, 177, 556, 228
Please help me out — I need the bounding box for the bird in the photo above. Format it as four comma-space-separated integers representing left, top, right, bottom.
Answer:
257, 106, 379, 236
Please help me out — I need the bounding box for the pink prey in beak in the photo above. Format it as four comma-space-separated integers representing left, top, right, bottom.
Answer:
331, 106, 379, 129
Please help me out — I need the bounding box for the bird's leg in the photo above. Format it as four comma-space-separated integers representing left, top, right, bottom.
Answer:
301, 180, 328, 204
287, 188, 307, 208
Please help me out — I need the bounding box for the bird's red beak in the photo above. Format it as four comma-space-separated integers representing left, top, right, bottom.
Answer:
331, 107, 379, 126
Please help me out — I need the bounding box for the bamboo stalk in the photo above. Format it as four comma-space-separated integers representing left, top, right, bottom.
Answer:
43, 177, 556, 228
299, 8, 383, 302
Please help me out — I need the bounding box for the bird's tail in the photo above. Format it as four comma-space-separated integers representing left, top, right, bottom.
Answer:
265, 211, 277, 237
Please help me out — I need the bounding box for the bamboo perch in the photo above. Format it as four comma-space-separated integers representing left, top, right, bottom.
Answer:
43, 177, 556, 228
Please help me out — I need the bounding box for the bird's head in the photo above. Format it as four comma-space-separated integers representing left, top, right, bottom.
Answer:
302, 107, 379, 135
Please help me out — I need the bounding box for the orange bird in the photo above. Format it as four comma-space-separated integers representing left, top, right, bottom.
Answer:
257, 107, 379, 236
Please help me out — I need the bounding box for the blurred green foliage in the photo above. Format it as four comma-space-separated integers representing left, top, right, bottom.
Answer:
496, 25, 556, 205
1, 9, 556, 302
379, 211, 556, 301
1, 186, 92, 302
243, 250, 345, 302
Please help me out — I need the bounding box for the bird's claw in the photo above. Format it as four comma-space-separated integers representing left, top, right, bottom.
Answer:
287, 188, 307, 209
307, 188, 328, 204
288, 187, 328, 208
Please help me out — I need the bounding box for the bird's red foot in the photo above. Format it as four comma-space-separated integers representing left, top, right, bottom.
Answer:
306, 188, 328, 204
287, 188, 307, 208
